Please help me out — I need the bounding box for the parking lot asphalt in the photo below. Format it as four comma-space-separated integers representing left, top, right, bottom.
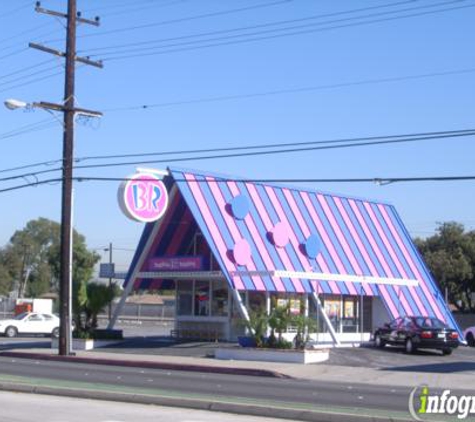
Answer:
2, 333, 474, 368
1, 317, 475, 384
325, 343, 475, 372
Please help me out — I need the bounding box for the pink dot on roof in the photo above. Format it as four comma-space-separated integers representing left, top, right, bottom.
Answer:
233, 239, 251, 266
272, 222, 289, 248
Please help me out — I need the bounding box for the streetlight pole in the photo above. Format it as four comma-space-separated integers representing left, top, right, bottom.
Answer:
107, 242, 113, 322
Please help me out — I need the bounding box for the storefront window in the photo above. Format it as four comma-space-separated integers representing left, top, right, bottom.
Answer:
271, 293, 301, 315
342, 297, 358, 333
211, 280, 228, 317
177, 281, 193, 316
323, 295, 341, 332
249, 291, 266, 312
289, 295, 302, 315
194, 281, 210, 316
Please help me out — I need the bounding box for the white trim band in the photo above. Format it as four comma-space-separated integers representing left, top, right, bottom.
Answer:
137, 271, 226, 280
230, 270, 419, 287
138, 269, 419, 287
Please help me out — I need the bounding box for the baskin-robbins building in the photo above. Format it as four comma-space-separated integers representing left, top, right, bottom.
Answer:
110, 167, 463, 345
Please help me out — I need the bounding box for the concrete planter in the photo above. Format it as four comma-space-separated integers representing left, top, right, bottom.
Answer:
215, 347, 329, 364
51, 338, 119, 351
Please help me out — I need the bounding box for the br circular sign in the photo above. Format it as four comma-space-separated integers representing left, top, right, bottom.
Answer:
118, 172, 169, 223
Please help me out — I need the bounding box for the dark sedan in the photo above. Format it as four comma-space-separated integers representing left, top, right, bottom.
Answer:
374, 316, 459, 355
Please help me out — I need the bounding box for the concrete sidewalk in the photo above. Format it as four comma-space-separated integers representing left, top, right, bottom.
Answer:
1, 346, 472, 390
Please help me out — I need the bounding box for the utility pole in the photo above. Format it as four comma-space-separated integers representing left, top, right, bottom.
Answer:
107, 242, 113, 321
18, 244, 31, 299
31, 1, 103, 356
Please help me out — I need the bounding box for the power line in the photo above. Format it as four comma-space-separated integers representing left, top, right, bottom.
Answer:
96, 0, 469, 56
100, 0, 191, 19
0, 23, 49, 45
83, 0, 177, 13
49, 0, 295, 45
98, 1, 475, 61
72, 131, 475, 171
82, 0, 297, 41
0, 59, 55, 82
0, 69, 64, 94
0, 47, 28, 62
104, 66, 475, 112
0, 118, 58, 142
75, 128, 475, 163
0, 63, 61, 88
0, 2, 33, 20
2, 174, 475, 195
77, 175, 475, 185
1, 129, 474, 183
0, 157, 61, 175
82, 0, 416, 54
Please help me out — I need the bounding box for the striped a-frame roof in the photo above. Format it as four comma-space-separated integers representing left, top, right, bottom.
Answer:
125, 166, 462, 336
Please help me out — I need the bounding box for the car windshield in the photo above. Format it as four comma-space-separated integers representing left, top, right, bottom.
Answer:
414, 317, 447, 329
13, 312, 29, 320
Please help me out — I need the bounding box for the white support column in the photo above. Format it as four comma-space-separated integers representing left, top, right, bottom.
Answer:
174, 279, 178, 332
231, 288, 252, 333
311, 292, 341, 346
304, 294, 309, 337
266, 291, 271, 336
360, 283, 364, 344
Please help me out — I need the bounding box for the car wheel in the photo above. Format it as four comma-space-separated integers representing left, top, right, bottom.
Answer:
405, 338, 415, 354
375, 334, 386, 348
466, 332, 475, 347
5, 326, 17, 338
52, 327, 59, 339
442, 348, 452, 356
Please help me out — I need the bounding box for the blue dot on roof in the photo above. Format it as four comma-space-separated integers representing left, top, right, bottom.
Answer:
304, 234, 321, 259
230, 195, 250, 220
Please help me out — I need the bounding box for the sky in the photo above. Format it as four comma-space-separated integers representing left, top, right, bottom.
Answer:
0, 0, 474, 274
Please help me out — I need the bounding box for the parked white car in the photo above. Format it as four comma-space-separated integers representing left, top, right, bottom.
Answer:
0, 312, 60, 338
464, 326, 475, 347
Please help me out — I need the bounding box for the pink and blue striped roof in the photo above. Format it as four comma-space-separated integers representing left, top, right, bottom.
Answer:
126, 166, 461, 334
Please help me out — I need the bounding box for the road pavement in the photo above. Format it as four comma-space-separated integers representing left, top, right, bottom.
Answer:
0, 390, 279, 422
0, 352, 473, 421
0, 333, 473, 421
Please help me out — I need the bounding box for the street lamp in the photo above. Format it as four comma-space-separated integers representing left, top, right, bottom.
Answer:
4, 99, 101, 118
4, 99, 28, 110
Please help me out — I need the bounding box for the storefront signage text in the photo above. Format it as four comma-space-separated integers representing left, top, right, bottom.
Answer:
148, 257, 204, 271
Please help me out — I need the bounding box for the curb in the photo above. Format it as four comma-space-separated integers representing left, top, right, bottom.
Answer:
0, 381, 412, 422
0, 351, 289, 379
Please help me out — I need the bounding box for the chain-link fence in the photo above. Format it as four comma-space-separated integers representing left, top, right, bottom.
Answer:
98, 301, 175, 323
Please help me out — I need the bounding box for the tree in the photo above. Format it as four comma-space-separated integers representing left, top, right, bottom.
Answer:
72, 282, 119, 336
47, 229, 101, 331
415, 222, 475, 312
0, 218, 60, 297
0, 258, 14, 296
0, 218, 99, 301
